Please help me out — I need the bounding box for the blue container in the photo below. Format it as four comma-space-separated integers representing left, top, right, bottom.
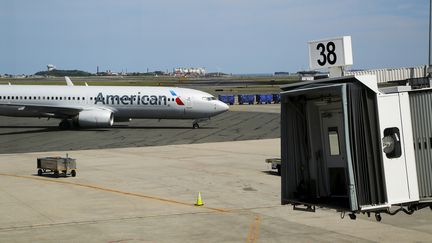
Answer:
237, 94, 255, 105
218, 95, 235, 105
256, 94, 273, 104
272, 94, 281, 104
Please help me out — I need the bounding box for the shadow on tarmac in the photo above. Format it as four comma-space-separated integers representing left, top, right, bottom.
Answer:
0, 125, 216, 136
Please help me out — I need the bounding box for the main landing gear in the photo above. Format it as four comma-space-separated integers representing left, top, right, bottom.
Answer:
59, 119, 73, 130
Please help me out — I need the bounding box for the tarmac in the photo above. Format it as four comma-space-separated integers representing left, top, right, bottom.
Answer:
0, 104, 431, 242
0, 106, 280, 154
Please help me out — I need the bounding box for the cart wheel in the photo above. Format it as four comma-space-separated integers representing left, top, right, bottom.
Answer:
71, 170, 76, 177
54, 170, 59, 178
37, 169, 42, 176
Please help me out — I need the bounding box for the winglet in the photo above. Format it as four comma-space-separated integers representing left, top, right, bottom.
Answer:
85, 82, 89, 86
8, 82, 11, 86
65, 76, 74, 86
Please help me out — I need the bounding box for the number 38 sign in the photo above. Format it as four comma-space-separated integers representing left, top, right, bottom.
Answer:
308, 36, 353, 70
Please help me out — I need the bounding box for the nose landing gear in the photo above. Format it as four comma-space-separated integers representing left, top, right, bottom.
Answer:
192, 118, 209, 129
192, 122, 200, 129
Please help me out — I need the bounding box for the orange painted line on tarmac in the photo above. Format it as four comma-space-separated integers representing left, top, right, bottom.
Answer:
0, 173, 230, 213
246, 215, 261, 243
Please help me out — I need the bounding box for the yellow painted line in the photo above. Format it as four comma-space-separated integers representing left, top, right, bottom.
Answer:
246, 215, 261, 243
0, 173, 229, 213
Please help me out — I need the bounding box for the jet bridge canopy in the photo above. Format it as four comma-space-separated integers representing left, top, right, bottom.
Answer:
280, 76, 387, 212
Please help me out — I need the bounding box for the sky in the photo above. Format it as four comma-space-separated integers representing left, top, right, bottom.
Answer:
0, 0, 429, 74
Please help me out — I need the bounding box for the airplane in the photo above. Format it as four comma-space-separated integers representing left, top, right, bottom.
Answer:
0, 77, 229, 129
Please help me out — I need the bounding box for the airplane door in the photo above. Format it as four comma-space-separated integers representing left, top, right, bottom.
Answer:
183, 97, 192, 116
186, 97, 192, 109
320, 109, 348, 197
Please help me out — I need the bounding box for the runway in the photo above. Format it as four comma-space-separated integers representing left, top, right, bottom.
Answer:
0, 107, 280, 154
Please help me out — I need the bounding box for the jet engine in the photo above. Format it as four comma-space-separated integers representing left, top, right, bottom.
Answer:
75, 109, 114, 127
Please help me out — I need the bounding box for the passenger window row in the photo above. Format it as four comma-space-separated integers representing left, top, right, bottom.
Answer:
0, 96, 89, 101
0, 96, 173, 102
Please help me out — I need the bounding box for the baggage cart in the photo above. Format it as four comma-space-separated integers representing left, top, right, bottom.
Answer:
256, 94, 273, 104
265, 158, 281, 175
238, 94, 255, 105
37, 155, 77, 177
218, 95, 235, 105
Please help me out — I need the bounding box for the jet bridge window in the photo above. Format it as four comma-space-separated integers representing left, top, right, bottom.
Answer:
382, 127, 402, 158
328, 127, 341, 156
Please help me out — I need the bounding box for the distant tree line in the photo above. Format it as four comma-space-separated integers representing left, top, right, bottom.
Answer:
34, 70, 92, 77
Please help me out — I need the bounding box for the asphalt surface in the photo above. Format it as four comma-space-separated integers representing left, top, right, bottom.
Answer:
1, 139, 431, 242
0, 110, 280, 154
1, 104, 431, 242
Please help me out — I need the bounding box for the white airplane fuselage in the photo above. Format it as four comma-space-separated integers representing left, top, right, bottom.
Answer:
0, 85, 229, 128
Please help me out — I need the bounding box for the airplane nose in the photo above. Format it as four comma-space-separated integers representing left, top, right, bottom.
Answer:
221, 102, 229, 112
216, 101, 229, 114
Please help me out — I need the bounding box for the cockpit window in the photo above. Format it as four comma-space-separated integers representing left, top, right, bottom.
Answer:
202, 97, 216, 101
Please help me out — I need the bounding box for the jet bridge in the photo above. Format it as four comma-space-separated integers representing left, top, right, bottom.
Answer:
280, 75, 432, 220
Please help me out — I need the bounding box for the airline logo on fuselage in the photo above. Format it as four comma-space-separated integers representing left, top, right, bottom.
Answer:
169, 90, 185, 106
94, 90, 185, 106
95, 92, 167, 106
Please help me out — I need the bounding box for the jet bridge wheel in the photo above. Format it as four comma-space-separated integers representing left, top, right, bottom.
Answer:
193, 123, 200, 129
375, 213, 382, 222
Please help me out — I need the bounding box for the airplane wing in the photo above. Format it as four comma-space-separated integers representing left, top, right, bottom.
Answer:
65, 76, 74, 86
0, 103, 83, 118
